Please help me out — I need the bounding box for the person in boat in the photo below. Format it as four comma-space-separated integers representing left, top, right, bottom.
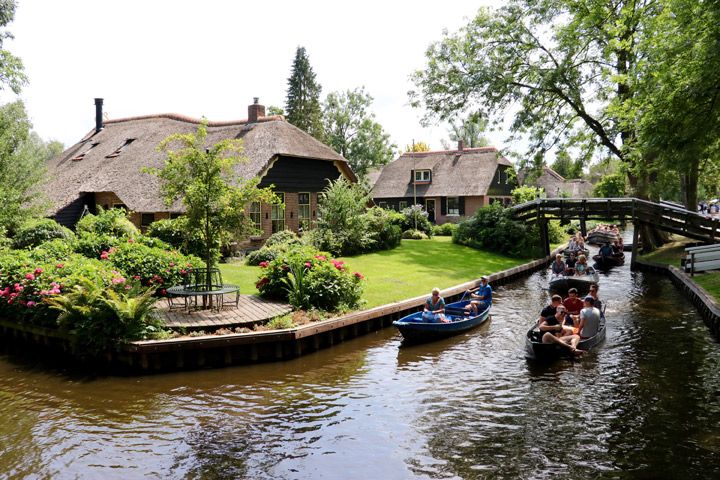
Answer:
423, 287, 450, 323
575, 296, 601, 339
563, 288, 584, 323
538, 295, 565, 326
574, 254, 594, 275
567, 236, 578, 252
551, 254, 567, 275
565, 251, 577, 274
465, 276, 492, 315
539, 305, 583, 355
588, 283, 602, 312
598, 242, 614, 259
612, 238, 623, 256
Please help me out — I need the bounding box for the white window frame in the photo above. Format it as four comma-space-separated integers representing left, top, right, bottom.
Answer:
414, 169, 431, 182
249, 201, 261, 231
447, 197, 460, 216
271, 192, 285, 233
298, 192, 311, 230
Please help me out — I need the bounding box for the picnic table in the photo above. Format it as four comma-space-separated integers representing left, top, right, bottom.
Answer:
166, 267, 240, 312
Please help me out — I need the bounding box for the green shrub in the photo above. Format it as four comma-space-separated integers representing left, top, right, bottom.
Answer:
76, 207, 139, 237
402, 229, 429, 240
74, 232, 123, 259
245, 246, 281, 266
266, 314, 295, 330
46, 277, 163, 355
511, 185, 544, 204
12, 219, 75, 249
453, 203, 539, 258
395, 205, 433, 237
364, 207, 402, 251
31, 239, 76, 263
432, 222, 458, 236
264, 230, 301, 248
107, 242, 203, 291
146, 217, 205, 258
255, 244, 363, 311
314, 178, 374, 256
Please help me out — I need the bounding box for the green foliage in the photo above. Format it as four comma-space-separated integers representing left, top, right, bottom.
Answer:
147, 120, 277, 283
12, 219, 74, 249
323, 87, 396, 176
46, 277, 162, 355
453, 203, 542, 257
396, 204, 433, 237
402, 229, 429, 240
446, 112, 489, 148
264, 230, 301, 248
31, 239, 75, 263
405, 142, 430, 153
267, 106, 285, 116
363, 207, 402, 251
255, 245, 363, 311
0, 1, 26, 95
285, 46, 324, 140
106, 241, 203, 291
432, 222, 458, 236
266, 314, 295, 330
245, 246, 281, 266
0, 102, 50, 234
593, 173, 627, 198
74, 232, 122, 259
551, 150, 583, 179
511, 185, 543, 205
146, 217, 205, 258
313, 178, 373, 255
76, 207, 138, 238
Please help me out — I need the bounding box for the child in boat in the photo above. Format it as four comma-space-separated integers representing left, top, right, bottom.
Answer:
423, 287, 450, 323
575, 254, 593, 275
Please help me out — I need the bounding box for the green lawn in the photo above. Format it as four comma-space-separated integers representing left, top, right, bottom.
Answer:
694, 272, 720, 302
639, 236, 694, 266
220, 237, 528, 309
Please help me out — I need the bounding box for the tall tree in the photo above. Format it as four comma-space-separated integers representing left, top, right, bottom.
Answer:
323, 87, 395, 176
0, 0, 26, 94
550, 150, 583, 179
446, 112, 490, 149
0, 101, 56, 234
405, 142, 431, 153
285, 47, 324, 141
147, 121, 277, 286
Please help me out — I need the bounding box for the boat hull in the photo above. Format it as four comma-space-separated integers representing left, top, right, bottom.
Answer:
525, 316, 606, 361
393, 300, 491, 343
586, 231, 618, 245
548, 272, 600, 294
592, 254, 625, 268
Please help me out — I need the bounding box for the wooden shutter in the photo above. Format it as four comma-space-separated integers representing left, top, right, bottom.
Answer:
459, 197, 465, 215
440, 197, 447, 215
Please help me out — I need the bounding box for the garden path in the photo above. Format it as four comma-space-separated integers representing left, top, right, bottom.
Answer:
156, 295, 291, 329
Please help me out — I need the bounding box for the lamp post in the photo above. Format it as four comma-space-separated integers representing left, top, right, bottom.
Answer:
412, 140, 417, 231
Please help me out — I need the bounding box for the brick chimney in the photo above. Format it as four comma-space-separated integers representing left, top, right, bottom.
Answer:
248, 97, 265, 123
94, 98, 104, 133
458, 140, 464, 151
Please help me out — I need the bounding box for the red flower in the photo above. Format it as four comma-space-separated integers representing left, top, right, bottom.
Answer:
354, 272, 365, 280
127, 238, 134, 243
34, 268, 43, 275
25, 273, 35, 281
160, 288, 167, 296
169, 262, 175, 267
133, 275, 141, 280
180, 269, 187, 275
56, 263, 64, 269
304, 262, 312, 269
259, 261, 269, 268
255, 277, 269, 289
314, 255, 327, 261
100, 251, 109, 260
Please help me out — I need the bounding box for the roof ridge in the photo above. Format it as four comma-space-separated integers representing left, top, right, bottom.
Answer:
402, 146, 498, 157
104, 113, 284, 127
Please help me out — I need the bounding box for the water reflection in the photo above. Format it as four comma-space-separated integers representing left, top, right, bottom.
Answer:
2, 244, 720, 479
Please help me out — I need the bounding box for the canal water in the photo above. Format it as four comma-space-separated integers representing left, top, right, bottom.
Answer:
2, 249, 720, 479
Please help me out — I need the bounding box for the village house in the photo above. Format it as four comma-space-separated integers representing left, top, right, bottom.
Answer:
369, 142, 516, 223
518, 166, 594, 198
45, 98, 356, 240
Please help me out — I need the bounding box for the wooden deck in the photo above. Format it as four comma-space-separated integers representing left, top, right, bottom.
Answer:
156, 295, 291, 329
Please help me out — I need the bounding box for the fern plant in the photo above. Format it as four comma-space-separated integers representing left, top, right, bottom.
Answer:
282, 259, 310, 310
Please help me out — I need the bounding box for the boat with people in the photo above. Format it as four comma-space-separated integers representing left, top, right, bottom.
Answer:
548, 271, 600, 294
593, 253, 625, 268
525, 312, 606, 361
393, 299, 491, 343
586, 225, 620, 245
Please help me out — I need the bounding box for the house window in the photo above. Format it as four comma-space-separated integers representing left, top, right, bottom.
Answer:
249, 201, 261, 232
271, 192, 285, 233
414, 170, 431, 182
378, 201, 388, 209
399, 201, 408, 210
298, 193, 311, 230
447, 197, 460, 216
105, 138, 135, 158
141, 213, 154, 228
71, 142, 98, 161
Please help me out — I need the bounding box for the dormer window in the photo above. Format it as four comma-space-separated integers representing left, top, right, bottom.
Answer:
414, 169, 431, 183
106, 138, 135, 158
71, 142, 98, 161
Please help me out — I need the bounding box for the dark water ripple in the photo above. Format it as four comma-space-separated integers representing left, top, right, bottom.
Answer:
2, 242, 720, 479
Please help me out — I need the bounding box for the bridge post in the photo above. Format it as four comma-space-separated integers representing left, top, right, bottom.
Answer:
580, 219, 587, 237
631, 221, 640, 270
540, 219, 550, 257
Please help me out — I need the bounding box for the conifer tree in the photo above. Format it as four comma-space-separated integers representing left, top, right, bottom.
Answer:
285, 47, 324, 140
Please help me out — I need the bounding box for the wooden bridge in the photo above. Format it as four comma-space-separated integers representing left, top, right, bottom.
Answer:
509, 197, 720, 266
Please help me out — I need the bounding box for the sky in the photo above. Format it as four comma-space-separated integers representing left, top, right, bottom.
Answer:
1, 0, 503, 154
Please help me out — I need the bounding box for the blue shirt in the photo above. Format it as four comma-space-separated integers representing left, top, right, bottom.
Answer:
474, 284, 492, 304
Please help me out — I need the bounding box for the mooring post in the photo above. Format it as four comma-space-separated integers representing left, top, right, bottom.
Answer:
540, 219, 550, 256
580, 218, 587, 237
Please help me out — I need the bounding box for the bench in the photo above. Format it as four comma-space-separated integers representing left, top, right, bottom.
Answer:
684, 244, 720, 276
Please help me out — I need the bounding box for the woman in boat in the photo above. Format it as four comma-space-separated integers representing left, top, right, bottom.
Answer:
423, 287, 450, 323
575, 254, 592, 275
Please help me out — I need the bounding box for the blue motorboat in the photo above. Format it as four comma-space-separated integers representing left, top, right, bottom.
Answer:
392, 300, 491, 343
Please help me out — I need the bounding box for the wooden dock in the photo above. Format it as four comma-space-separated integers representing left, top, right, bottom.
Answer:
157, 295, 291, 329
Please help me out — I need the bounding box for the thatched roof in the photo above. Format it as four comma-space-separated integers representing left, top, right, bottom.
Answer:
46, 114, 353, 213
371, 147, 512, 198
521, 166, 594, 198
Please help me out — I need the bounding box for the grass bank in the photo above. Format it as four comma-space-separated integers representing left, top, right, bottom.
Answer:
220, 237, 528, 309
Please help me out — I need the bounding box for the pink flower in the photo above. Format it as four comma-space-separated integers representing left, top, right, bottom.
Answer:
304, 262, 312, 269
354, 272, 365, 280
100, 251, 109, 260
314, 255, 327, 261
169, 262, 175, 267
14, 284, 23, 292
134, 275, 141, 280
127, 238, 134, 243
180, 269, 188, 276
34, 268, 43, 275
111, 276, 126, 285
56, 263, 64, 269
25, 273, 35, 281
259, 261, 269, 268
108, 247, 117, 254
26, 301, 36, 308
255, 277, 269, 289
334, 263, 344, 271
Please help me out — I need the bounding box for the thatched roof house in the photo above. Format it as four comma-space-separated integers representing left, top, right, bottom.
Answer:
46, 98, 356, 238
518, 167, 594, 198
371, 143, 516, 224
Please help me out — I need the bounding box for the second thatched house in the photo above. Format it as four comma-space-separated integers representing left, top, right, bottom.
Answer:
46, 98, 356, 240
369, 143, 516, 223
518, 166, 594, 198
